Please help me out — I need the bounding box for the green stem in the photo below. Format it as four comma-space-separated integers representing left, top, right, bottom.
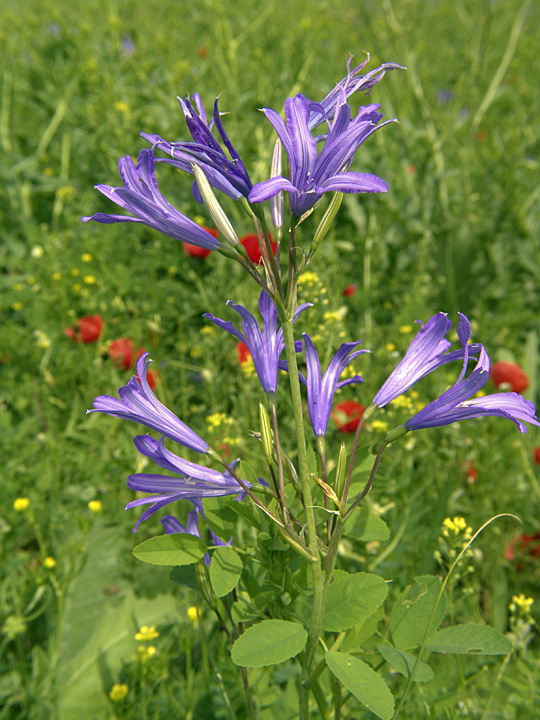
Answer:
280, 314, 325, 720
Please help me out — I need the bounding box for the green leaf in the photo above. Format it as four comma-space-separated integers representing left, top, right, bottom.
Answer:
390, 575, 446, 649
323, 570, 387, 632
231, 620, 307, 667
426, 624, 513, 655
170, 564, 198, 590
349, 508, 390, 542
132, 533, 207, 566
209, 546, 243, 597
326, 651, 394, 720
378, 645, 434, 683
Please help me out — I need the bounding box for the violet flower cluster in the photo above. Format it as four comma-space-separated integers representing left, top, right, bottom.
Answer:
89, 354, 248, 531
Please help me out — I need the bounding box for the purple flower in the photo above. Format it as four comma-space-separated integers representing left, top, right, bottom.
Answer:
373, 313, 482, 408
141, 93, 252, 201
81, 150, 221, 251
204, 291, 311, 395
126, 435, 246, 531
161, 500, 231, 564
310, 54, 405, 129
301, 334, 368, 436
89, 353, 209, 454
405, 346, 540, 433
248, 90, 395, 217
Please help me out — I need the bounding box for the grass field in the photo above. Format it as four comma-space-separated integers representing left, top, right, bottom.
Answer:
1, 0, 540, 717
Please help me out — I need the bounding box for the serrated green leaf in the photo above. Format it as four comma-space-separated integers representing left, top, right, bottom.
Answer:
426, 624, 513, 655
209, 546, 243, 597
323, 570, 387, 632
378, 645, 434, 683
326, 651, 394, 720
231, 620, 307, 667
349, 508, 390, 542
132, 533, 207, 566
390, 575, 446, 649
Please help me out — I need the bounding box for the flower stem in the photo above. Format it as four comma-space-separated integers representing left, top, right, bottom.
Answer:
280, 313, 325, 720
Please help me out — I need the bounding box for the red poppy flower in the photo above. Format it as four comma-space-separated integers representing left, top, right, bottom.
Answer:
331, 400, 365, 433
534, 447, 540, 465
182, 228, 217, 258
490, 361, 529, 394
505, 532, 540, 563
240, 233, 277, 264
109, 338, 135, 371
236, 341, 251, 364
63, 314, 104, 344
462, 460, 478, 484
342, 283, 357, 297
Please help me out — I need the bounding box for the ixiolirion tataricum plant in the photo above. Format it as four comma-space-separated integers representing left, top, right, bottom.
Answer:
83, 55, 540, 720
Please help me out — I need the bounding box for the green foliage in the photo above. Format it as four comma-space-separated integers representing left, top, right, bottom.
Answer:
209, 546, 243, 597
1, 0, 540, 717
326, 651, 395, 720
231, 620, 308, 667
132, 534, 208, 566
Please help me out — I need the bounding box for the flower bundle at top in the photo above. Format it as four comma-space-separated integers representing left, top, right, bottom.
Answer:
83, 53, 540, 720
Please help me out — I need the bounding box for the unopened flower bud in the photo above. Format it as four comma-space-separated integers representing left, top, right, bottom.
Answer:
310, 192, 343, 255
192, 164, 239, 248
335, 442, 347, 498
259, 403, 274, 464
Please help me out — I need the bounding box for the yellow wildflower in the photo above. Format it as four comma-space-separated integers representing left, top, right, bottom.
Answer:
44, 557, 56, 569
135, 625, 159, 641
81, 253, 93, 263
88, 500, 102, 513
187, 606, 200, 622
109, 684, 129, 702
13, 497, 30, 511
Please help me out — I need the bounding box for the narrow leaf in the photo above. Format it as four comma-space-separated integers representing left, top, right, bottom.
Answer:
426, 624, 513, 655
209, 546, 243, 597
231, 620, 307, 667
132, 534, 207, 566
326, 651, 394, 720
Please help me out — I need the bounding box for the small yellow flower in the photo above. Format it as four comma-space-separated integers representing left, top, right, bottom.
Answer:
83, 275, 96, 285
72, 283, 82, 292
44, 167, 55, 177
370, 420, 389, 433
113, 100, 131, 115
168, 265, 178, 274
70, 268, 80, 277
510, 594, 534, 614
109, 683, 129, 702
386, 343, 396, 352
31, 246, 44, 258
44, 557, 56, 569
187, 606, 200, 622
135, 625, 159, 641
399, 324, 412, 334
52, 272, 62, 281
200, 325, 214, 336
137, 645, 157, 662
206, 412, 233, 430
81, 253, 93, 263
13, 497, 30, 511
26, 276, 36, 285
88, 500, 102, 513
14, 282, 25, 291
